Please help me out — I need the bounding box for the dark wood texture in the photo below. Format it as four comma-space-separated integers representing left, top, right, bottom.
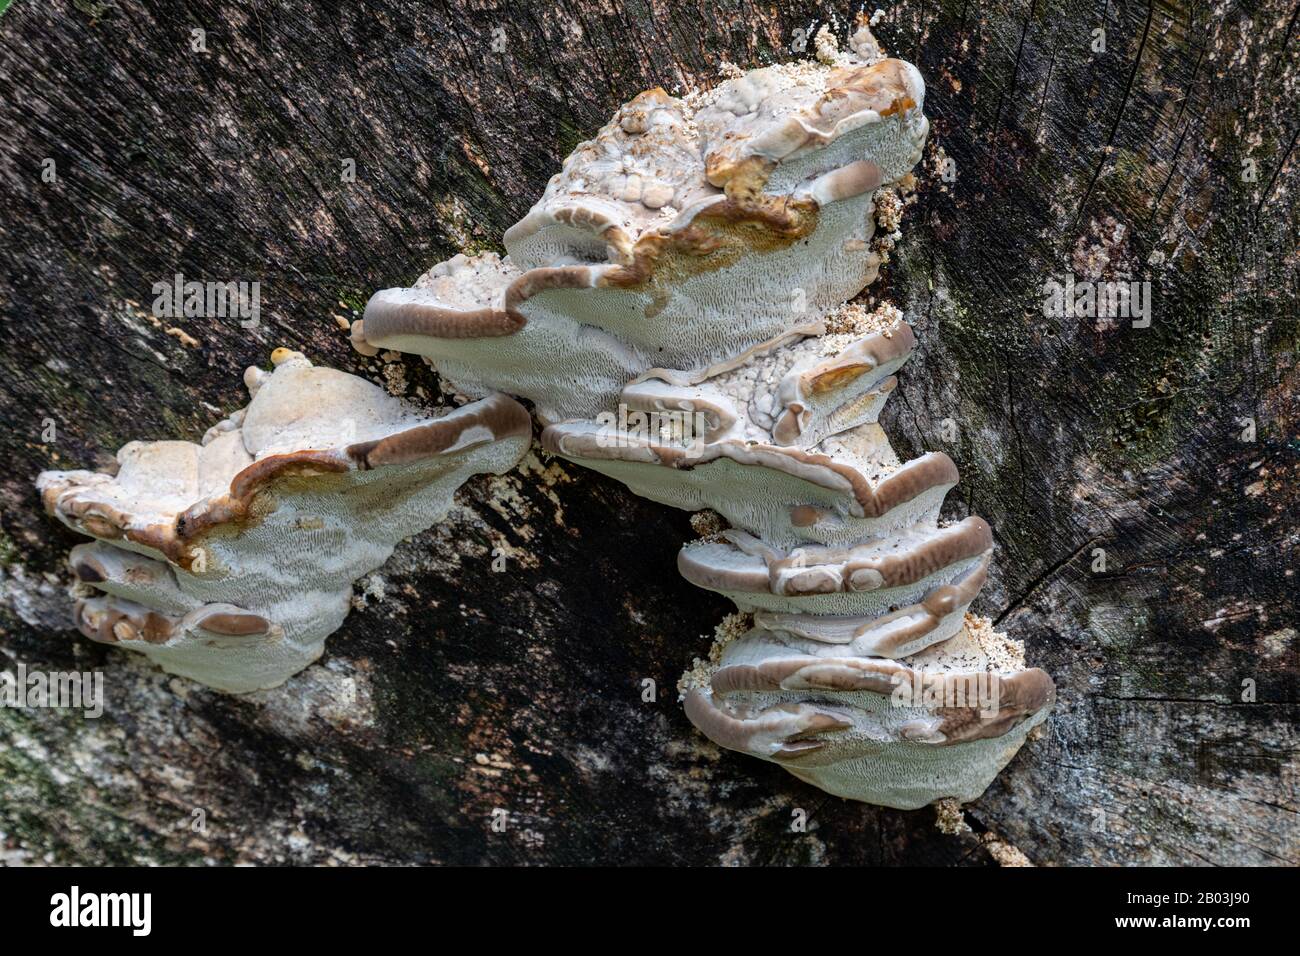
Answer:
0, 0, 1295, 865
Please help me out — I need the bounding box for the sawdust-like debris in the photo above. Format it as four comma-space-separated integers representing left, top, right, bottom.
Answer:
678, 612, 753, 697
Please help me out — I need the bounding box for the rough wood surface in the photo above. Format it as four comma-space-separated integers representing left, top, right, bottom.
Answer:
0, 0, 1295, 865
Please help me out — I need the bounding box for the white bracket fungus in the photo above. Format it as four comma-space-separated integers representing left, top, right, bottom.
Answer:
37, 349, 531, 693
352, 32, 928, 424
349, 21, 1053, 807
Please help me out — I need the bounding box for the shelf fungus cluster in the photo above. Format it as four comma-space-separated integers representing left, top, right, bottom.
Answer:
351, 23, 1053, 808
37, 349, 530, 693
36, 23, 1052, 808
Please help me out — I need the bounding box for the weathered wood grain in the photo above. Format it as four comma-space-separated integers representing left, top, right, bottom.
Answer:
0, 0, 1295, 865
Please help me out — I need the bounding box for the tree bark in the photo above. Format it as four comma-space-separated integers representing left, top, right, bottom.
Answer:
0, 0, 1295, 865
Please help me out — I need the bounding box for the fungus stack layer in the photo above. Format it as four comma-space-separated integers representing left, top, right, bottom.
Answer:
353, 33, 929, 423
37, 350, 531, 692
542, 308, 1054, 808
354, 24, 1054, 807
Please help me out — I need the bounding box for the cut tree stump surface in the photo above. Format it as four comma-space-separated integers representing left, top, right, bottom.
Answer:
0, 0, 1295, 865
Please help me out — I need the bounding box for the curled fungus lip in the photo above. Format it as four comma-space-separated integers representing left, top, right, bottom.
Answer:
38, 350, 530, 694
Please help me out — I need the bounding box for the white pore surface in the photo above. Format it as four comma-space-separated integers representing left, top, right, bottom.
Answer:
408, 190, 883, 422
